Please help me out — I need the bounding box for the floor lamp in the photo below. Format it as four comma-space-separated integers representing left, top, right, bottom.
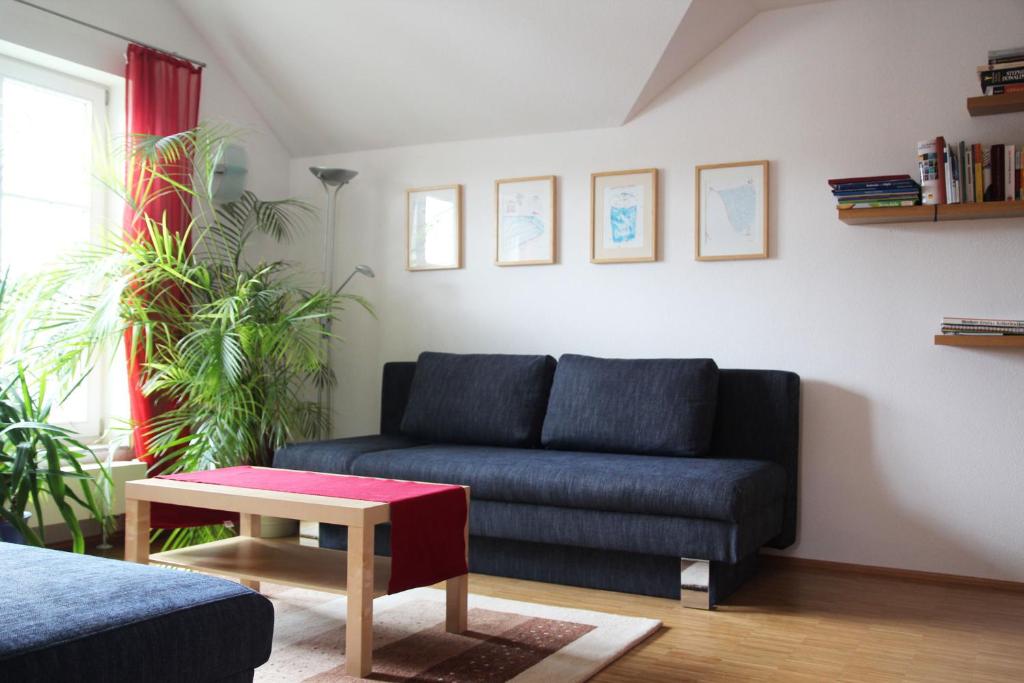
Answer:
310, 166, 358, 437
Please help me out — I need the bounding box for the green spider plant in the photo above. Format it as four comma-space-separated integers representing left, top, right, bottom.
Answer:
29, 124, 371, 548
0, 273, 107, 553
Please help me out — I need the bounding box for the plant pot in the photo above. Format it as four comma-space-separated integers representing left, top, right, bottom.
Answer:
258, 516, 299, 538
0, 511, 32, 544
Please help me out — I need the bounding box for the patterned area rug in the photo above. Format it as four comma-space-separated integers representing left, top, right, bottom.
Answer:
257, 584, 660, 682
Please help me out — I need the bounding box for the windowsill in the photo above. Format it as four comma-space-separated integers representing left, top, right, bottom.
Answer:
79, 459, 145, 472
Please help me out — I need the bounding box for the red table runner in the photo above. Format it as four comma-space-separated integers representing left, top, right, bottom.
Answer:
157, 466, 468, 594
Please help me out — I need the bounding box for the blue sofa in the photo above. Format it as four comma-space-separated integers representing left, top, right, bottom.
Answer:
0, 543, 274, 682
275, 352, 799, 608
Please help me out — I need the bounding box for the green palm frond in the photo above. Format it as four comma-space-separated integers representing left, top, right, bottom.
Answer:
17, 123, 371, 550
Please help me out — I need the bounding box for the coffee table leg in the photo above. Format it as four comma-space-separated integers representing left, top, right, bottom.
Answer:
239, 513, 261, 591
447, 487, 470, 634
446, 574, 468, 633
125, 498, 150, 564
346, 524, 374, 677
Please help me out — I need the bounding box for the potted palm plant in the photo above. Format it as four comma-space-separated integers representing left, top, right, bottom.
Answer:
0, 275, 107, 551
34, 125, 371, 548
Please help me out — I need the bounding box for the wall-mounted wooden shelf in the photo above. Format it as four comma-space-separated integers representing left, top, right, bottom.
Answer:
838, 200, 1024, 225
837, 205, 933, 225
934, 335, 1024, 348
966, 92, 1024, 117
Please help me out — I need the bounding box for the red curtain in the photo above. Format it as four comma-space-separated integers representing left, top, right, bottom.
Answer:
124, 45, 232, 528
123, 43, 201, 466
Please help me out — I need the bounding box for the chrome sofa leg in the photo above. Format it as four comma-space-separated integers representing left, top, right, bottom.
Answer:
680, 558, 712, 610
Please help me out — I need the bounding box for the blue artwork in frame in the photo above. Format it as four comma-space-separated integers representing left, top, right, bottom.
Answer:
591, 169, 658, 263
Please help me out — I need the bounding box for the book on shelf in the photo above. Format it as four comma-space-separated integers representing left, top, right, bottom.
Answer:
935, 136, 947, 204
977, 46, 1024, 94
963, 142, 974, 203
943, 142, 963, 204
939, 316, 1024, 336
989, 144, 1005, 201
942, 316, 1024, 327
982, 145, 992, 200
831, 129, 1024, 211
979, 66, 1024, 92
828, 174, 920, 210
837, 200, 918, 209
1008, 145, 1018, 201
977, 59, 1024, 72
917, 140, 939, 204
832, 189, 919, 199
827, 174, 913, 185
973, 143, 984, 202
988, 46, 1024, 64
942, 327, 1024, 336
983, 83, 1024, 95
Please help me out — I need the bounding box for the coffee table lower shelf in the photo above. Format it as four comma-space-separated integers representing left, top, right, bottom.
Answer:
151, 537, 391, 597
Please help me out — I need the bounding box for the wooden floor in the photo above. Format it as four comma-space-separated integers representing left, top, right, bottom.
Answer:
468, 564, 1024, 682
92, 540, 1024, 681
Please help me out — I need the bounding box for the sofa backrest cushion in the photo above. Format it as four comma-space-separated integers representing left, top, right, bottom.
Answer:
400, 352, 557, 448
540, 354, 719, 457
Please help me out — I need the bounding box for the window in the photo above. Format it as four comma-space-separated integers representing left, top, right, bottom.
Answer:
0, 54, 113, 439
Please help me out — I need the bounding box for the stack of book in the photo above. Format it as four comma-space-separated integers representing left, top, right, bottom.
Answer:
940, 316, 1024, 336
827, 175, 921, 209
978, 46, 1024, 96
918, 137, 1023, 204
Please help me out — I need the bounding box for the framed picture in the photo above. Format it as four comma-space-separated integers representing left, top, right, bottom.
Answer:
495, 175, 556, 266
695, 160, 769, 261
591, 168, 658, 263
406, 184, 462, 271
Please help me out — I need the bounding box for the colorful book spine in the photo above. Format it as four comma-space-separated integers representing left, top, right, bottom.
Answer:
935, 136, 947, 204
980, 66, 1024, 93
837, 200, 918, 209
1011, 148, 1019, 200
973, 144, 984, 203
988, 46, 1024, 63
945, 144, 957, 203
942, 325, 1024, 335
1006, 145, 1016, 201
917, 140, 939, 205
983, 146, 993, 200
831, 181, 917, 191
988, 144, 1004, 201
984, 83, 1024, 95
964, 144, 974, 203
943, 316, 1024, 327
954, 140, 962, 201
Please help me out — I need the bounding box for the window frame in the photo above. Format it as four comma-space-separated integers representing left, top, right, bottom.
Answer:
0, 53, 113, 441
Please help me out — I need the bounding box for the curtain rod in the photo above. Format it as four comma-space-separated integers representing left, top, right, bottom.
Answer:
11, 0, 207, 68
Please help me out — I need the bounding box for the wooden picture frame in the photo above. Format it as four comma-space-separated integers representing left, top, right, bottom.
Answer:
406, 184, 463, 271
590, 168, 658, 264
695, 160, 769, 261
495, 175, 556, 266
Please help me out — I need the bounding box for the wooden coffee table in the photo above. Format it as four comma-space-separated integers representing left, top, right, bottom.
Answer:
124, 474, 470, 678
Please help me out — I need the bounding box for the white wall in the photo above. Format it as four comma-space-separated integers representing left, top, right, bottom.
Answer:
289, 0, 1024, 583
0, 0, 290, 198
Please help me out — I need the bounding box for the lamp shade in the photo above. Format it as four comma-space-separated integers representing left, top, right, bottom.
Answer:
310, 167, 358, 187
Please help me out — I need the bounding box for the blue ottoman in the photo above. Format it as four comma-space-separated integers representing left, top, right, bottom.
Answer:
0, 542, 274, 682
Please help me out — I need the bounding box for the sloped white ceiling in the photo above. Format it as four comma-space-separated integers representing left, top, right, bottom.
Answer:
175, 0, 826, 156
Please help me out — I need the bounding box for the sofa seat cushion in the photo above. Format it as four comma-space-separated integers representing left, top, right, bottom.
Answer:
0, 543, 273, 682
349, 445, 785, 522
321, 497, 783, 564
541, 355, 720, 457
400, 352, 556, 448
274, 434, 422, 474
